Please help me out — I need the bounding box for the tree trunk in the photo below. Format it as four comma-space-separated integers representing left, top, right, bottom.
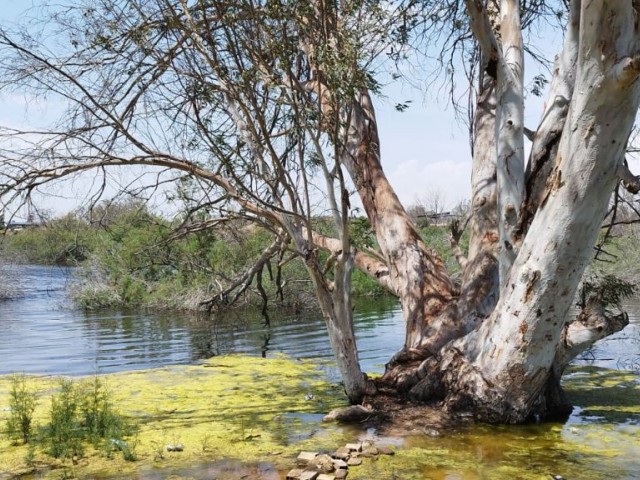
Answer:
341, 90, 456, 350
366, 1, 640, 424
421, 1, 640, 422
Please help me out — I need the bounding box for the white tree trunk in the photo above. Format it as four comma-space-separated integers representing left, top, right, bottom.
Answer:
495, 0, 525, 290
447, 1, 640, 421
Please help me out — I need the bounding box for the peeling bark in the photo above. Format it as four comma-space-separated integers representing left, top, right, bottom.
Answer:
494, 0, 525, 288
434, 1, 640, 422
519, 0, 580, 236
341, 90, 455, 349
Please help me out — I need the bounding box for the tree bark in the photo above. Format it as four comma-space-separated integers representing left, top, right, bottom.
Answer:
341, 90, 456, 349
434, 1, 640, 422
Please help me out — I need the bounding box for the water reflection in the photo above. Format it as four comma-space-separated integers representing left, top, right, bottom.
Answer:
0, 265, 402, 377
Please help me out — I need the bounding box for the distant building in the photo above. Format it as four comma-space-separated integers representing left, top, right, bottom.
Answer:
417, 211, 458, 226
5, 222, 39, 232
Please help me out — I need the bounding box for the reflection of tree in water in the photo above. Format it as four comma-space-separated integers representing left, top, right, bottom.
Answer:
261, 332, 271, 358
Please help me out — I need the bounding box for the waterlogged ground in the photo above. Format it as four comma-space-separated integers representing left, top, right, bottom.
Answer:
0, 355, 354, 479
1, 266, 639, 479
352, 368, 640, 480
1, 358, 639, 480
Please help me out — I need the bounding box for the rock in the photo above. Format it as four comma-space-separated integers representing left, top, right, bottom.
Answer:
347, 457, 362, 466
310, 454, 335, 473
332, 459, 348, 469
424, 427, 441, 437
110, 439, 128, 451
345, 442, 362, 452
323, 405, 373, 423
297, 451, 319, 463
166, 444, 184, 452
286, 469, 304, 480
361, 446, 379, 457
377, 445, 395, 455
334, 469, 348, 479
332, 447, 351, 461
300, 471, 319, 480
317, 475, 336, 480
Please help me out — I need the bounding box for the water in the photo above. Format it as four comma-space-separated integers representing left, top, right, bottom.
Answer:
1, 265, 639, 480
0, 265, 404, 377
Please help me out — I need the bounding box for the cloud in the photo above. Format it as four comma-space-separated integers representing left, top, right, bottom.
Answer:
385, 157, 472, 210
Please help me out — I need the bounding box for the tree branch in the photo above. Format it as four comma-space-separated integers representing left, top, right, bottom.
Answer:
617, 160, 640, 194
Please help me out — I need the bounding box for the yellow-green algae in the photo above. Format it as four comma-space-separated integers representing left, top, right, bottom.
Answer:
0, 355, 352, 479
348, 366, 640, 480
2, 361, 638, 479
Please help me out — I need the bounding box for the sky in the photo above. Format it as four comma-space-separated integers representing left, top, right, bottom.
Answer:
0, 1, 620, 221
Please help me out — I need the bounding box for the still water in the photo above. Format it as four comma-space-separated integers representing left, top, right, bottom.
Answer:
1, 265, 637, 377
1, 265, 639, 480
0, 265, 404, 378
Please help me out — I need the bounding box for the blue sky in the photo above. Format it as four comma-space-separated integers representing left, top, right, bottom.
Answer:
0, 1, 587, 220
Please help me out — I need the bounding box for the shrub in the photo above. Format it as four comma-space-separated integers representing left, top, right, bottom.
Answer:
47, 379, 82, 459
5, 374, 37, 444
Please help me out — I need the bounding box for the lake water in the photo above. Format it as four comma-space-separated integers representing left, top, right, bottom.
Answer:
1, 265, 639, 479
0, 265, 405, 378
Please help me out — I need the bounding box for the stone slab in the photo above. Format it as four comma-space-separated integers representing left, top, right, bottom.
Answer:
286, 469, 304, 480
300, 471, 319, 480
297, 451, 319, 463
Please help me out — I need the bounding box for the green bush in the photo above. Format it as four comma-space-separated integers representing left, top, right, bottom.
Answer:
47, 379, 82, 459
5, 374, 37, 445
42, 377, 135, 461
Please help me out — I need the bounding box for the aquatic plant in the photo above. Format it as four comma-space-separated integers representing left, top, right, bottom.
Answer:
47, 379, 82, 459
5, 374, 37, 445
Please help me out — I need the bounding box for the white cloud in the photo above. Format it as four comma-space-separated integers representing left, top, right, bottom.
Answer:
385, 157, 472, 211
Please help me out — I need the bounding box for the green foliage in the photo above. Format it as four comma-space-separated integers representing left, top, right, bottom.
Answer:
47, 379, 82, 459
2, 213, 98, 265
79, 376, 129, 447
579, 274, 637, 310
44, 377, 135, 461
419, 224, 469, 277
5, 374, 37, 445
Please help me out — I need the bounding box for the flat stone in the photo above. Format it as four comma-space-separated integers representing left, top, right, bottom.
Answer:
424, 427, 441, 437
332, 459, 348, 469
310, 454, 335, 473
297, 451, 319, 463
345, 442, 362, 452
300, 471, 319, 480
347, 457, 362, 466
317, 475, 336, 480
286, 469, 304, 480
361, 446, 379, 457
323, 405, 373, 423
335, 469, 348, 480
332, 447, 351, 460
377, 445, 395, 455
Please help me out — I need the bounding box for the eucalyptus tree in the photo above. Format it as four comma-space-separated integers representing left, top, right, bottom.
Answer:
1, 0, 639, 423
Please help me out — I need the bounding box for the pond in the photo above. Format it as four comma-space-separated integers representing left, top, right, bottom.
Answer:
0, 265, 639, 479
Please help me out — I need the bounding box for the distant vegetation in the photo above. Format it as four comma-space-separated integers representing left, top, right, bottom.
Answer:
3, 199, 637, 313
3, 200, 431, 311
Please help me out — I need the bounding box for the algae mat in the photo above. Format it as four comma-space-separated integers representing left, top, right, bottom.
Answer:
0, 355, 351, 479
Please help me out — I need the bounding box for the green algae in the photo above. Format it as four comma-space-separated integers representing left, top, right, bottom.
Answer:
2, 361, 638, 480
0, 355, 351, 478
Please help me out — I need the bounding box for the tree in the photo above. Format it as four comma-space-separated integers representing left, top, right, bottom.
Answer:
1, 0, 639, 423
